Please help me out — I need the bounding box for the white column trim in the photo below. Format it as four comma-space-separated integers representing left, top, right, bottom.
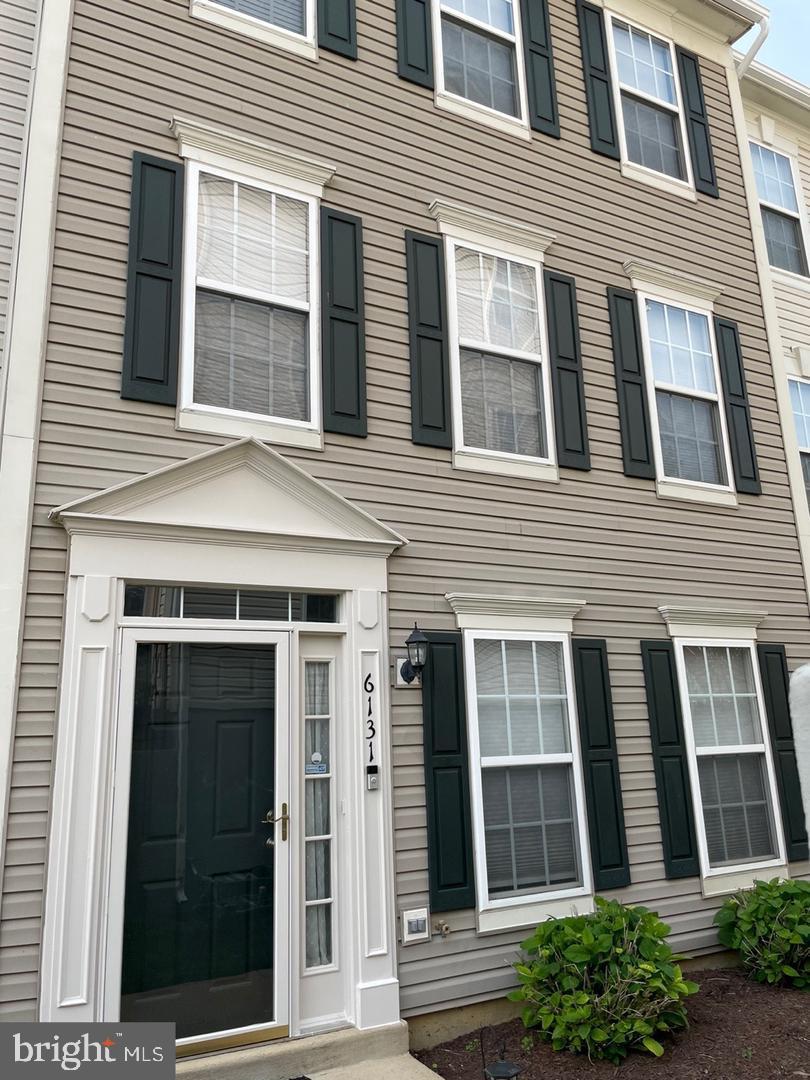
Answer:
0, 0, 75, 909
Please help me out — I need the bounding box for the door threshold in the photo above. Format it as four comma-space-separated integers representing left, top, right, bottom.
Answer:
177, 1024, 290, 1058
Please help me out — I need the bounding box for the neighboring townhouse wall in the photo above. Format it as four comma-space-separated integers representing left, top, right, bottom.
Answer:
0, 0, 39, 393
1, 0, 809, 1022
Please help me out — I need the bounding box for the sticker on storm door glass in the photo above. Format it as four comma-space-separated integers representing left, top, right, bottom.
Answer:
305, 752, 327, 775
0, 1023, 175, 1078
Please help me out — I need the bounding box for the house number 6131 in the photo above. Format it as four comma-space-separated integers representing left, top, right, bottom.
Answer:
364, 673, 376, 765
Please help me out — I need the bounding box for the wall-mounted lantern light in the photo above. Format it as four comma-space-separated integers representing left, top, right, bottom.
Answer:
400, 623, 429, 684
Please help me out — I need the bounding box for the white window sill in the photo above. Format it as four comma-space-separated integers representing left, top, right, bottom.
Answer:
656, 478, 738, 508
620, 161, 698, 203
771, 267, 810, 295
701, 863, 789, 898
177, 406, 323, 450
453, 448, 559, 482
435, 91, 532, 142
477, 893, 594, 936
190, 0, 318, 61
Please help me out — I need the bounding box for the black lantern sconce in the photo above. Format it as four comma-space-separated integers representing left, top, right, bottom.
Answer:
400, 623, 429, 684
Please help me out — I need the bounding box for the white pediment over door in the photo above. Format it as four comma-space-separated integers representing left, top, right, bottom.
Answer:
50, 437, 406, 556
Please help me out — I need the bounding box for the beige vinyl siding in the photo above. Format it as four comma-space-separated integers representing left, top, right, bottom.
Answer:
2, 0, 809, 1020
0, 0, 38, 392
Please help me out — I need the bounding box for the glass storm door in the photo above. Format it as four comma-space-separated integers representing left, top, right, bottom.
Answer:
118, 632, 290, 1042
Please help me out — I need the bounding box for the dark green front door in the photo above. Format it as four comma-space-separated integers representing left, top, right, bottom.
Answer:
121, 642, 280, 1038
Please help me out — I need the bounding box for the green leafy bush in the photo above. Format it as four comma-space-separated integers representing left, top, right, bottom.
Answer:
509, 897, 698, 1064
715, 878, 810, 989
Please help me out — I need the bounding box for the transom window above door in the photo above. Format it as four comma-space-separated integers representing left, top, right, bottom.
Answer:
448, 242, 552, 464
434, 0, 526, 125
123, 583, 339, 622
607, 16, 689, 184
750, 142, 808, 277
640, 297, 733, 491
465, 633, 590, 905
181, 165, 320, 442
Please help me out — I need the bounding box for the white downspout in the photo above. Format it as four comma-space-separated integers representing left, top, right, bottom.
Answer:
736, 12, 770, 79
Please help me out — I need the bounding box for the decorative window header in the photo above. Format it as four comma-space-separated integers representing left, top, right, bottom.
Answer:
171, 116, 337, 197
429, 199, 556, 263
658, 605, 768, 640
623, 258, 724, 308
446, 593, 585, 632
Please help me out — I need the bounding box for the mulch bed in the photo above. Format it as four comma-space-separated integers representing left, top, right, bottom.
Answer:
413, 970, 810, 1079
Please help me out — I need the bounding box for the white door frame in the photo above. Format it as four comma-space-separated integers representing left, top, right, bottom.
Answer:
108, 626, 292, 1051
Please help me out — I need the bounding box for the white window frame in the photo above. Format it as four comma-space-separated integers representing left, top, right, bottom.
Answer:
604, 10, 696, 201
179, 159, 322, 449
673, 637, 787, 886
431, 0, 532, 138
749, 140, 810, 284
190, 0, 318, 61
637, 289, 736, 505
788, 374, 810, 504
463, 630, 593, 932
444, 235, 557, 481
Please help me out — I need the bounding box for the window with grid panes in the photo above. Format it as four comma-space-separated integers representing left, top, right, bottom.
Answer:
437, 0, 522, 119
304, 660, 334, 968
750, 142, 808, 277
789, 378, 810, 508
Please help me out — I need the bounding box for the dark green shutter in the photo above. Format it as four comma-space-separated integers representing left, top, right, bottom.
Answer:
422, 632, 476, 912
406, 232, 452, 448
641, 641, 700, 879
122, 153, 184, 405
397, 0, 433, 88
608, 287, 655, 479
318, 0, 356, 59
757, 644, 809, 863
714, 316, 761, 495
576, 0, 619, 159
544, 269, 590, 470
572, 640, 631, 890
519, 0, 559, 137
676, 48, 718, 199
321, 208, 367, 436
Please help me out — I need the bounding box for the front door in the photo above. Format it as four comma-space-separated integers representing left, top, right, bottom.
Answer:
114, 630, 290, 1044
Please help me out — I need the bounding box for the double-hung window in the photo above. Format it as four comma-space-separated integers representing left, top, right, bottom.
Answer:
434, 0, 526, 126
465, 633, 590, 912
676, 642, 784, 876
181, 164, 320, 443
789, 378, 810, 507
750, 142, 808, 278
191, 0, 316, 58
607, 15, 690, 185
640, 296, 733, 491
447, 241, 553, 467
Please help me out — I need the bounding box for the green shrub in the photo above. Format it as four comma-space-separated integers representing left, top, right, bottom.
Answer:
509, 897, 698, 1064
715, 877, 810, 989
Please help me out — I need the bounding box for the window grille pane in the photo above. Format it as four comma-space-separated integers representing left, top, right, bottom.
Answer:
239, 590, 290, 620
613, 21, 676, 105
461, 350, 546, 458
305, 661, 330, 716
684, 646, 762, 747
183, 588, 237, 619
698, 755, 776, 867
305, 905, 332, 967
213, 0, 306, 36
194, 291, 309, 421
761, 207, 808, 276
305, 840, 331, 900
305, 778, 330, 836
750, 142, 800, 213
647, 301, 715, 393
443, 0, 514, 34
123, 584, 182, 618
482, 765, 579, 895
474, 639, 570, 758
442, 17, 518, 117
656, 390, 726, 485
621, 94, 684, 179
790, 379, 810, 450
197, 175, 234, 284
802, 453, 810, 510
456, 248, 540, 353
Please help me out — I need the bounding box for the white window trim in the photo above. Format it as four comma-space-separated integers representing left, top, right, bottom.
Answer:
178, 159, 323, 450
439, 217, 558, 482
430, 0, 532, 139
463, 629, 593, 933
604, 10, 697, 202
190, 0, 318, 61
789, 374, 810, 455
749, 139, 810, 286
635, 287, 737, 506
672, 636, 789, 895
